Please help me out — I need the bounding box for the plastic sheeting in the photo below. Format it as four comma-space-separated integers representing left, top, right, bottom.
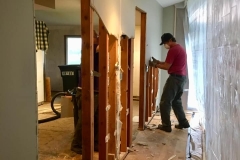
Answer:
187, 0, 240, 159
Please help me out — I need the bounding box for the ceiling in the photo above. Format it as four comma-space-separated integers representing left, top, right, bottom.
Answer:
156, 0, 184, 7
35, 0, 184, 26
35, 0, 81, 25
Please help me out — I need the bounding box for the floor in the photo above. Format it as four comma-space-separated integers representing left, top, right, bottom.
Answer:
126, 110, 192, 160
38, 99, 194, 160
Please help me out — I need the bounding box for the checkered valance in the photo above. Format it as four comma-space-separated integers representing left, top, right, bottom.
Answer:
35, 20, 49, 52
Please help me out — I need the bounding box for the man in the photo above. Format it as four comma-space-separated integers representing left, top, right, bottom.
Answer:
71, 31, 99, 153
149, 33, 190, 132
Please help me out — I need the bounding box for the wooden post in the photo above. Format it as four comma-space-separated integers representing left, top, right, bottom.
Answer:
149, 67, 153, 117
120, 36, 128, 152
152, 68, 156, 111
108, 35, 118, 159
138, 12, 147, 131
145, 69, 150, 122
153, 69, 159, 110
81, 0, 94, 159
127, 39, 134, 147
98, 19, 109, 160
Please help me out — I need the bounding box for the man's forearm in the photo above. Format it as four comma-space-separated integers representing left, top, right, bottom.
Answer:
155, 63, 168, 70
156, 61, 165, 65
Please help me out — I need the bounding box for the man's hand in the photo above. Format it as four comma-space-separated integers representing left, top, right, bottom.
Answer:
149, 60, 157, 68
152, 57, 159, 63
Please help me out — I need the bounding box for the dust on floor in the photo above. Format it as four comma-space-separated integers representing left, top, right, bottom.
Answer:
38, 103, 193, 160
125, 112, 193, 160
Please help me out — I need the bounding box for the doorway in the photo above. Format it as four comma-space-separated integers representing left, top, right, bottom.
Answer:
132, 8, 147, 131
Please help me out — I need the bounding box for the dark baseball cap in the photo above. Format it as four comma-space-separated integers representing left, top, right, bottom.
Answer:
160, 33, 174, 45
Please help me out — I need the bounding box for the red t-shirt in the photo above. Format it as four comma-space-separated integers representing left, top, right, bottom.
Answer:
165, 44, 187, 76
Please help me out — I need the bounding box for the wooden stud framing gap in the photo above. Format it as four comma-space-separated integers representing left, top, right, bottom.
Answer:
98, 19, 109, 160
81, 0, 94, 159
127, 39, 134, 147
108, 35, 118, 159
138, 12, 147, 131
145, 68, 150, 122
120, 36, 128, 152
148, 67, 153, 118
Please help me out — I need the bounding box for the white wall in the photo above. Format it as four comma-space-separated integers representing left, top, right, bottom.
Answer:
0, 0, 38, 160
93, 0, 163, 104
133, 26, 141, 96
36, 50, 45, 103
46, 25, 81, 91
160, 6, 175, 95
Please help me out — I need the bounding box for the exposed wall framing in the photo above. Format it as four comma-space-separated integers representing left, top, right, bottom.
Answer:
138, 11, 147, 131
120, 36, 129, 152
145, 68, 150, 122
127, 39, 134, 147
108, 35, 118, 159
80, 2, 136, 159
149, 67, 154, 117
80, 0, 94, 159
98, 19, 109, 160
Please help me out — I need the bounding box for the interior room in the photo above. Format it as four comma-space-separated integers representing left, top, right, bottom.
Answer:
2, 0, 240, 160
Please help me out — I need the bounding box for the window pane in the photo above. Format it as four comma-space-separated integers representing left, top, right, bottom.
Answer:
66, 37, 82, 65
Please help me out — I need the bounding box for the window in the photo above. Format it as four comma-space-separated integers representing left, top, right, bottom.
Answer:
65, 36, 82, 65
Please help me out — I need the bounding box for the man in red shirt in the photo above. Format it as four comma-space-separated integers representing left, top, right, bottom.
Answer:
150, 33, 190, 132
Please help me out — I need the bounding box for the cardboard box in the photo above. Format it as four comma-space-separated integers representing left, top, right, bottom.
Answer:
61, 96, 74, 118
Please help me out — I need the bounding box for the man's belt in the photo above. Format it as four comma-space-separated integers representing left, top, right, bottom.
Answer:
170, 74, 186, 78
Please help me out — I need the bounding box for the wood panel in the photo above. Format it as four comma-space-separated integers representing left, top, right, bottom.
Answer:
127, 39, 134, 147
98, 19, 109, 160
138, 12, 147, 131
81, 0, 94, 159
108, 35, 118, 159
120, 36, 128, 152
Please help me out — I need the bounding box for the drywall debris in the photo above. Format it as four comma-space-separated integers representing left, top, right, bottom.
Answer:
146, 124, 158, 130
168, 155, 176, 160
137, 141, 148, 146
128, 148, 135, 152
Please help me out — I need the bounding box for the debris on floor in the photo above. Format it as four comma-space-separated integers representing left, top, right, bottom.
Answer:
146, 124, 158, 130
137, 141, 148, 146
168, 155, 176, 160
125, 111, 194, 160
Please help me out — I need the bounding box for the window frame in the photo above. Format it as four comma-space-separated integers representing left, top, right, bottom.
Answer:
64, 35, 82, 65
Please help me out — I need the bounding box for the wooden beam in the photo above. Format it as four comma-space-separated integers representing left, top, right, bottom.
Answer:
139, 12, 147, 130
108, 154, 115, 160
155, 69, 159, 105
120, 37, 128, 152
81, 0, 94, 159
127, 39, 134, 147
108, 35, 118, 158
35, 0, 55, 9
98, 19, 109, 160
153, 69, 159, 111
149, 67, 153, 117
145, 68, 150, 122
152, 68, 156, 111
